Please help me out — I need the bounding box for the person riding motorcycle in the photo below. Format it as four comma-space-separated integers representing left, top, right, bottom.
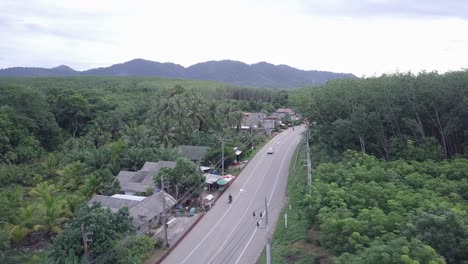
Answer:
228, 193, 233, 203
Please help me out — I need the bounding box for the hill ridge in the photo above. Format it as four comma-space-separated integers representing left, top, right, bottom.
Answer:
0, 59, 356, 88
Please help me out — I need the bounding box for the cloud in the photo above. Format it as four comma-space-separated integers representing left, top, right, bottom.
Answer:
0, 0, 467, 75
296, 0, 468, 19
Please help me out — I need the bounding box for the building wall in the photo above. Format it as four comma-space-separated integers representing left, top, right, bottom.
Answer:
135, 214, 162, 235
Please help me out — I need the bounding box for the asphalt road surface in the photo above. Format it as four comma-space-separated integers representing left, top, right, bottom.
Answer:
162, 126, 304, 264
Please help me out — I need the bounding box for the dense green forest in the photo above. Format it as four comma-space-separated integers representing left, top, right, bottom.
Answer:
294, 71, 468, 161
287, 71, 468, 264
0, 76, 288, 263
3, 72, 468, 263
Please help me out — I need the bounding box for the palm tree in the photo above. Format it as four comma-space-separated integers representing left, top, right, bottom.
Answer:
154, 116, 178, 148
44, 152, 61, 179
122, 123, 154, 148
218, 102, 233, 128
8, 206, 42, 242
83, 147, 111, 171
29, 183, 69, 234
187, 92, 207, 144
57, 162, 85, 191
156, 147, 180, 161
122, 147, 147, 171
228, 110, 244, 132
187, 92, 207, 131
205, 100, 219, 131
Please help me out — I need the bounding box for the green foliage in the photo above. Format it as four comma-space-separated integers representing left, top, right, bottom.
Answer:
203, 142, 237, 170
0, 106, 43, 163
112, 235, 154, 264
337, 234, 446, 264
261, 144, 321, 264
0, 84, 62, 157
0, 186, 23, 223
304, 151, 468, 263
403, 209, 468, 263
30, 182, 70, 234
293, 71, 468, 160
47, 204, 134, 263
389, 137, 443, 161
154, 158, 200, 199
0, 76, 288, 260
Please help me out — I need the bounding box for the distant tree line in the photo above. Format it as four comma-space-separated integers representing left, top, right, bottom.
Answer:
293, 71, 468, 161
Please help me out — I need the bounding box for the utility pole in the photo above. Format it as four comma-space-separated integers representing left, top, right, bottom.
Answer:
161, 176, 168, 248
81, 224, 91, 264
220, 137, 226, 175
265, 198, 271, 264
197, 161, 204, 211
250, 124, 254, 150
306, 125, 312, 192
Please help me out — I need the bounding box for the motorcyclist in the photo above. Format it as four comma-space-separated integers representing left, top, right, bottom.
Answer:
228, 193, 233, 203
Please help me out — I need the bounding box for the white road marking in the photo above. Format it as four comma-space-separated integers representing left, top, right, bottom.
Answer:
234, 135, 300, 264
234, 229, 258, 264
178, 145, 274, 264
206, 154, 275, 264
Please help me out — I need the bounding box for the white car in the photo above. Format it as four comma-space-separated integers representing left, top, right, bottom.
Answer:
267, 147, 274, 154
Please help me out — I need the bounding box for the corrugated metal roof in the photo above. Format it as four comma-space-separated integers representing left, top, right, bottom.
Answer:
87, 195, 140, 212
129, 191, 177, 227
117, 161, 177, 194
178, 145, 209, 162
111, 194, 147, 201
87, 191, 177, 228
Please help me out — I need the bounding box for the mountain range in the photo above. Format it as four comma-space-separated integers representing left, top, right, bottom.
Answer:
0, 59, 356, 88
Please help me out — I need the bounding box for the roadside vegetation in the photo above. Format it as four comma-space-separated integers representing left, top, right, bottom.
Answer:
260, 143, 331, 264
0, 76, 289, 263
272, 71, 468, 264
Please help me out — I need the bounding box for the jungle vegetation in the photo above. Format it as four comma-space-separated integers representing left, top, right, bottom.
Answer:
0, 76, 287, 263
288, 71, 468, 264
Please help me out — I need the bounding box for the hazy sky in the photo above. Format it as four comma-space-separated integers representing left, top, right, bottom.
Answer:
1, 0, 467, 76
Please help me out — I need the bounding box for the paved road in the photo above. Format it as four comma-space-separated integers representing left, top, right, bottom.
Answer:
162, 126, 304, 264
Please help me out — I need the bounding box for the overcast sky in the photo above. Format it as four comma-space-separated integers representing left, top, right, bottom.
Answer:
1, 0, 467, 76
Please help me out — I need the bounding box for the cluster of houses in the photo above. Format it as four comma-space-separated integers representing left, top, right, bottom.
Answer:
241, 108, 300, 134
87, 145, 211, 234
86, 108, 299, 235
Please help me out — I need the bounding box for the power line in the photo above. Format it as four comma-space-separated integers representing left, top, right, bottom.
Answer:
210, 218, 258, 264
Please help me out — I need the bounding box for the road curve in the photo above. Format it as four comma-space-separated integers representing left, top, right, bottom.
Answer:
162, 126, 304, 264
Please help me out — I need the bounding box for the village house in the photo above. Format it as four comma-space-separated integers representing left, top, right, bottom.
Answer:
87, 191, 177, 235
177, 145, 209, 164
268, 108, 300, 127
242, 112, 267, 128
271, 108, 293, 119
242, 112, 278, 134
117, 161, 177, 195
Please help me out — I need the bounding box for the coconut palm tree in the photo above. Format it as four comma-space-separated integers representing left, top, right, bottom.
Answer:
44, 152, 62, 179
8, 206, 42, 242
154, 116, 178, 148
57, 162, 86, 191
156, 147, 180, 161
122, 123, 155, 148
83, 147, 112, 171
29, 183, 69, 234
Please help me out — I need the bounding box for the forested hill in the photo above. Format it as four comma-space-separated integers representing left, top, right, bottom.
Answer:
0, 59, 355, 89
